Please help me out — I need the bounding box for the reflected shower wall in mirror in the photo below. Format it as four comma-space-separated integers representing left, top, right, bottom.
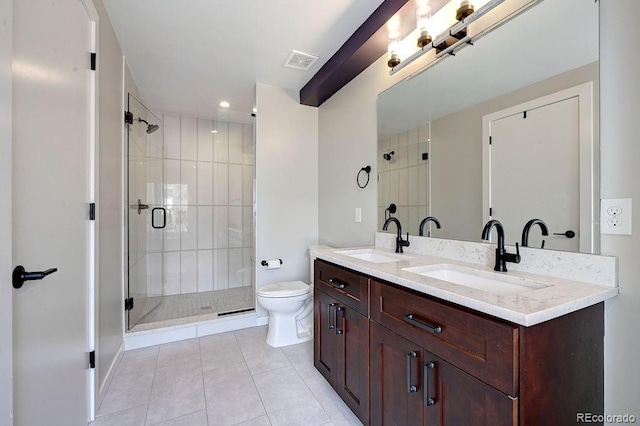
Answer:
377, 0, 599, 253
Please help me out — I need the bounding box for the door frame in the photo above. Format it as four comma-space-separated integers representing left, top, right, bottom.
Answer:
83, 0, 99, 420
482, 82, 598, 253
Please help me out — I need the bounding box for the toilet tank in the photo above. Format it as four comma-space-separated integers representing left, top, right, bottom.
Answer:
308, 245, 333, 286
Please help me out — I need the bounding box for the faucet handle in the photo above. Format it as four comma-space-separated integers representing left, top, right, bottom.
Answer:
503, 242, 521, 265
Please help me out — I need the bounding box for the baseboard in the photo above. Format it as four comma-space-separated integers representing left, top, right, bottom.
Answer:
96, 341, 124, 414
124, 312, 268, 350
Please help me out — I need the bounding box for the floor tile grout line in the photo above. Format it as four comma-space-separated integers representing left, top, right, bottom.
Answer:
143, 344, 162, 426
197, 336, 212, 426
293, 357, 337, 426
235, 329, 272, 424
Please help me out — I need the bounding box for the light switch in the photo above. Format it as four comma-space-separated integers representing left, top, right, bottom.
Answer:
355, 208, 362, 223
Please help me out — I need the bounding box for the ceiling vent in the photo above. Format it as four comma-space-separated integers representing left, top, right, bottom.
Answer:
283, 50, 319, 71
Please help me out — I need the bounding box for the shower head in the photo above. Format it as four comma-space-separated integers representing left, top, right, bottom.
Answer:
138, 118, 160, 134
383, 151, 395, 161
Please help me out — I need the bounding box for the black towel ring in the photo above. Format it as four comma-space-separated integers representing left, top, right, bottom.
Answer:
357, 166, 371, 189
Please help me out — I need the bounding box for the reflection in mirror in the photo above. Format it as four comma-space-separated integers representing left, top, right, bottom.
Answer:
377, 0, 599, 253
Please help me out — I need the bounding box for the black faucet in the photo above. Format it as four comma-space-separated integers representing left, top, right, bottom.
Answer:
383, 217, 410, 253
521, 218, 549, 249
481, 219, 520, 272
419, 216, 441, 236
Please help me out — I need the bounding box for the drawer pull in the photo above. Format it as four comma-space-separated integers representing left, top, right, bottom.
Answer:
424, 362, 436, 406
328, 303, 337, 329
406, 351, 418, 393
334, 306, 344, 335
404, 314, 442, 334
327, 278, 346, 289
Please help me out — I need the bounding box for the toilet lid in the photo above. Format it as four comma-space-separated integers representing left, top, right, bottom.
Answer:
257, 281, 310, 297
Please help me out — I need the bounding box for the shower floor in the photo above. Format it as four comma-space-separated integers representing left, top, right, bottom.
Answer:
129, 286, 254, 332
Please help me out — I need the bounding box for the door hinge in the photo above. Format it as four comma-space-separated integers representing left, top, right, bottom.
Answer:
89, 203, 95, 221
124, 111, 133, 125
523, 110, 527, 119
90, 53, 96, 71
89, 351, 95, 369
489, 136, 493, 145
422, 152, 428, 160
489, 207, 493, 216
125, 298, 134, 311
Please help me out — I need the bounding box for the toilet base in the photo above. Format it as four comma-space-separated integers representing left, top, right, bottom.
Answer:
266, 312, 313, 347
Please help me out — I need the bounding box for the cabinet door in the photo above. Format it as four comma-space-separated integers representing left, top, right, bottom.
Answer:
423, 355, 517, 426
370, 322, 425, 426
336, 305, 369, 424
314, 288, 338, 385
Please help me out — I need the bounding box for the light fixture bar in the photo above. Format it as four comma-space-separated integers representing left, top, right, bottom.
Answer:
389, 0, 506, 76
434, 35, 472, 58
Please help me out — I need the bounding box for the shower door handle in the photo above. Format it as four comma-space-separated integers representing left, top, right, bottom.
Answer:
136, 199, 149, 215
152, 207, 167, 229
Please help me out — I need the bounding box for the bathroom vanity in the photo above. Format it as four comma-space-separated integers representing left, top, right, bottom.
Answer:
312, 238, 617, 425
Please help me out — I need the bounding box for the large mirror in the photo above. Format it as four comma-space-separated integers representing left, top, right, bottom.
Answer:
377, 0, 599, 253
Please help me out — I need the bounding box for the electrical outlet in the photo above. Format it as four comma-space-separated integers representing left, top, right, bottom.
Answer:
601, 198, 632, 235
355, 208, 362, 223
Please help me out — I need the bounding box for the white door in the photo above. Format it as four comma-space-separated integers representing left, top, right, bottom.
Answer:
13, 0, 94, 424
489, 97, 580, 252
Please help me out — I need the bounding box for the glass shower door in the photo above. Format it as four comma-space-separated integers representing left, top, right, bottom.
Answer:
126, 94, 164, 330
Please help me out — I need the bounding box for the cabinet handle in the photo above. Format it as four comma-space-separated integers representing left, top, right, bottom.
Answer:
424, 362, 436, 406
404, 313, 442, 334
327, 278, 346, 289
406, 351, 418, 393
334, 306, 344, 335
328, 303, 337, 329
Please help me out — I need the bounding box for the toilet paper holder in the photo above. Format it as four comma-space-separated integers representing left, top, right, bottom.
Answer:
261, 259, 283, 267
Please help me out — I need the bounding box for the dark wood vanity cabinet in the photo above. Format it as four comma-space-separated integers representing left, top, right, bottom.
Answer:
370, 278, 605, 426
370, 321, 517, 426
313, 260, 369, 424
313, 259, 605, 426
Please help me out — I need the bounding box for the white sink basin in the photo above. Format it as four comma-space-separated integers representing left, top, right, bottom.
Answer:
402, 264, 548, 295
336, 249, 407, 264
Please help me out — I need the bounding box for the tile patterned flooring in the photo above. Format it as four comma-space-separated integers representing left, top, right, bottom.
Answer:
92, 326, 362, 426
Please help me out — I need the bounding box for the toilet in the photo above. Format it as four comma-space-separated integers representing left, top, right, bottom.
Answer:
257, 281, 313, 347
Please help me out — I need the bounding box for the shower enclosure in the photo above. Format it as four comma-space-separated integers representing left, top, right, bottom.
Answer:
126, 93, 256, 331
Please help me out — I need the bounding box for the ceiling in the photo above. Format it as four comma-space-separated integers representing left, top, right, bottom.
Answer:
103, 0, 385, 120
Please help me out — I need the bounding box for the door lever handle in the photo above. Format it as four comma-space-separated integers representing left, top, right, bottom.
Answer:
13, 265, 58, 289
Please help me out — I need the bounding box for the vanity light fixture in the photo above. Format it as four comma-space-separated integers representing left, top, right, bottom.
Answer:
387, 0, 515, 74
416, 4, 433, 48
387, 31, 402, 68
456, 0, 475, 21
219, 101, 230, 108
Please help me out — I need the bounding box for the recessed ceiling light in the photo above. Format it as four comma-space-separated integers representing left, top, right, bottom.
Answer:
219, 101, 230, 108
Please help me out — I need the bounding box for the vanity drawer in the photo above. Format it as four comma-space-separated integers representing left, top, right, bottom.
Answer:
315, 259, 369, 316
370, 279, 518, 396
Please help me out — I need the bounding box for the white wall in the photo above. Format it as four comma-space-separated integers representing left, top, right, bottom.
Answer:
600, 0, 640, 416
319, 0, 640, 415
318, 55, 422, 248
255, 84, 318, 316
0, 0, 12, 422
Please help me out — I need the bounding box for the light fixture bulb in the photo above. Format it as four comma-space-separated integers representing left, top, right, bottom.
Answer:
219, 101, 230, 108
456, 0, 475, 21
211, 130, 218, 134
387, 31, 401, 68
416, 5, 432, 48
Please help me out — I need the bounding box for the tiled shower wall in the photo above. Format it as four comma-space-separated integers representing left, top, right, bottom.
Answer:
150, 114, 255, 296
378, 123, 430, 236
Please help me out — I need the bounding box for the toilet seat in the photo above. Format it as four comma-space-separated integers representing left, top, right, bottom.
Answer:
257, 281, 310, 298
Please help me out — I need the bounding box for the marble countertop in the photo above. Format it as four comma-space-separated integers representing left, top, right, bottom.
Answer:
312, 244, 619, 327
